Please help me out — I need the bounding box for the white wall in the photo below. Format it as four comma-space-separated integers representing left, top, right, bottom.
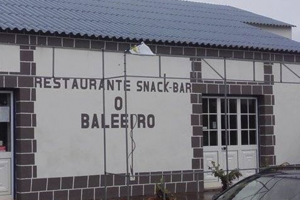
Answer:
0, 44, 20, 72
35, 48, 193, 177
273, 62, 300, 164
274, 83, 300, 165
202, 59, 264, 81
273, 63, 300, 83
251, 24, 292, 39
35, 47, 300, 176
35, 88, 105, 177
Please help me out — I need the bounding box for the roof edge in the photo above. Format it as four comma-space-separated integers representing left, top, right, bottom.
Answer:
245, 21, 296, 28
1, 28, 300, 54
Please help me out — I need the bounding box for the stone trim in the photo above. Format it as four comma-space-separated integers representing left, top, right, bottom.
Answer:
190, 59, 276, 172
0, 32, 300, 64
189, 61, 205, 195
16, 170, 204, 200
190, 61, 204, 173
259, 63, 276, 166
5, 46, 38, 199
0, 46, 38, 199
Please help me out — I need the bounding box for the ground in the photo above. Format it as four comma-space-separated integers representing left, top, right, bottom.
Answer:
110, 191, 220, 200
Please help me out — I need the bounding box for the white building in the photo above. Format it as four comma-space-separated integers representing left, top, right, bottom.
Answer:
0, 0, 300, 199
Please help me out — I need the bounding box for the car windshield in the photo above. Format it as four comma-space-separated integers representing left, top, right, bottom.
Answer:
216, 174, 300, 200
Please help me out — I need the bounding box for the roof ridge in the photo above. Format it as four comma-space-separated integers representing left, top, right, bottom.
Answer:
223, 4, 293, 27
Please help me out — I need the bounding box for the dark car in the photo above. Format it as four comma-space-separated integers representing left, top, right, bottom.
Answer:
212, 166, 300, 200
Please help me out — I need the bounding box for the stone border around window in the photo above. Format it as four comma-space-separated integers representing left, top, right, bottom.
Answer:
189, 60, 276, 171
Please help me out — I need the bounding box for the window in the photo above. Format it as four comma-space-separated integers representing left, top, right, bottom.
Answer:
0, 93, 11, 152
203, 97, 257, 147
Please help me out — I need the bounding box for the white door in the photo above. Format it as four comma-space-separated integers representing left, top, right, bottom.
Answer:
0, 92, 13, 200
203, 97, 258, 189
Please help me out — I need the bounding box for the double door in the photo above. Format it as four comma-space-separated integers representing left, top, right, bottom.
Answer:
203, 97, 258, 188
0, 92, 13, 199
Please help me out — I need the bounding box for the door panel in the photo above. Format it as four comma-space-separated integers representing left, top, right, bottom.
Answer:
241, 150, 257, 177
204, 151, 219, 181
203, 97, 258, 188
0, 159, 11, 195
221, 150, 238, 170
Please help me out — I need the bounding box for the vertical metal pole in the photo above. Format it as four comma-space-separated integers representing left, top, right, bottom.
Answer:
162, 177, 166, 200
280, 63, 283, 83
124, 52, 130, 200
164, 73, 167, 89
253, 61, 256, 81
102, 49, 107, 200
196, 172, 199, 193
224, 58, 229, 186
52, 48, 55, 78
159, 56, 162, 78
131, 134, 134, 176
196, 172, 200, 200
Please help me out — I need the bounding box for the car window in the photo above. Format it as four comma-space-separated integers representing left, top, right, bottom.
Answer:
217, 175, 300, 200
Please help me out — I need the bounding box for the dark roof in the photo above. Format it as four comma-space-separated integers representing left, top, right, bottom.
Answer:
1, 0, 300, 52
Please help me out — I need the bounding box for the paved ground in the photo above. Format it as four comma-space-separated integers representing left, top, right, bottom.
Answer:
172, 191, 218, 200
111, 191, 220, 200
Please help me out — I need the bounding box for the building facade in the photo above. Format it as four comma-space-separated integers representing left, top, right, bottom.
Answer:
1, 0, 300, 200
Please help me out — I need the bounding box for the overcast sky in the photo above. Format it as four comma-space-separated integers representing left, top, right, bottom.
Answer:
188, 0, 300, 42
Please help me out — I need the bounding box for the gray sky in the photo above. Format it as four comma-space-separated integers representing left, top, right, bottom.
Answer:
188, 0, 300, 42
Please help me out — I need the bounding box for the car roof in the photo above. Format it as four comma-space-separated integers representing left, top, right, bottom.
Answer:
213, 166, 300, 199
261, 171, 300, 179
259, 165, 300, 179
